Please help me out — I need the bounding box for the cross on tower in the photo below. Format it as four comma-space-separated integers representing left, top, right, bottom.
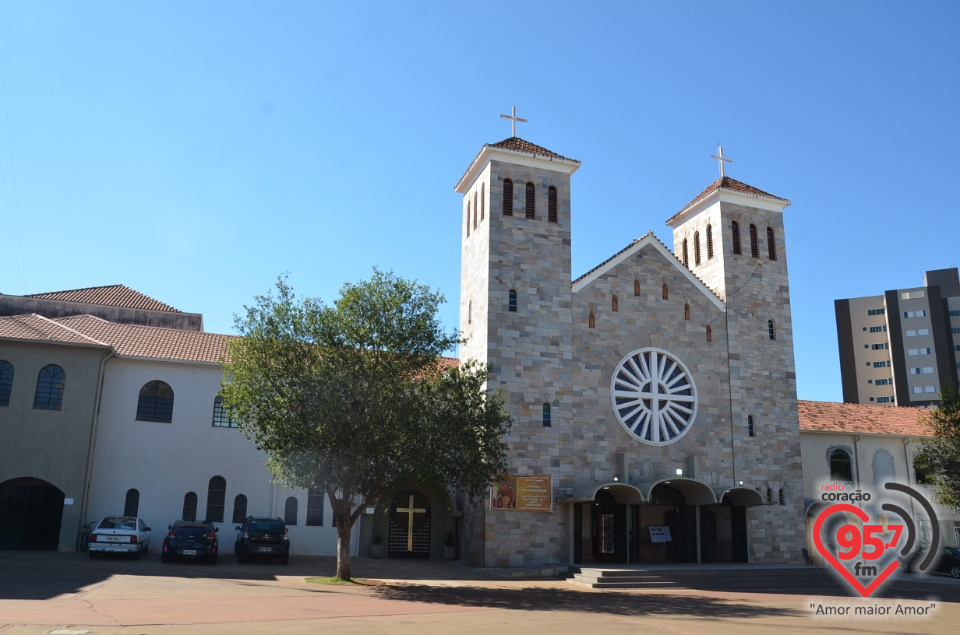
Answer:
395, 494, 426, 552
710, 145, 732, 178
500, 105, 527, 137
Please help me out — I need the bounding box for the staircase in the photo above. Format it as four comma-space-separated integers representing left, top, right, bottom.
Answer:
569, 565, 839, 591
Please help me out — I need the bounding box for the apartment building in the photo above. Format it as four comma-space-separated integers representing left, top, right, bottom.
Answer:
835, 268, 960, 406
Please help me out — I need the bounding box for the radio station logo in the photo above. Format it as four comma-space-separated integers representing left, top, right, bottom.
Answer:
812, 482, 940, 598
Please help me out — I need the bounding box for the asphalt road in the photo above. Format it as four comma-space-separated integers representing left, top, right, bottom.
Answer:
1, 550, 959, 634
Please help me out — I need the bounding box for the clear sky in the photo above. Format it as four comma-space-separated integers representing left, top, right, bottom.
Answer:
0, 1, 957, 403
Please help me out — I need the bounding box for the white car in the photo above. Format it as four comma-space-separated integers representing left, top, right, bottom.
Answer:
88, 516, 152, 558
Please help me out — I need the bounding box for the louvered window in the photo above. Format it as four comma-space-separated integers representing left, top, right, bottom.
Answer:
465, 202, 471, 237
731, 221, 741, 255
503, 179, 513, 216
525, 182, 535, 219
682, 239, 688, 266
706, 224, 714, 259
473, 192, 478, 229
767, 227, 776, 260
480, 184, 485, 221
548, 186, 558, 222
694, 231, 701, 265
750, 224, 759, 258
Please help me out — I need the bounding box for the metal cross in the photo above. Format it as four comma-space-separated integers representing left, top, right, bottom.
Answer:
500, 105, 527, 137
710, 145, 732, 178
395, 495, 425, 552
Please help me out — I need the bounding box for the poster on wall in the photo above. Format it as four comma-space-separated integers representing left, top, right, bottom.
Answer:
491, 475, 553, 512
649, 526, 672, 543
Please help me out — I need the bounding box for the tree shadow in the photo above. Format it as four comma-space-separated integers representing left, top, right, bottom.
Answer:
372, 584, 806, 618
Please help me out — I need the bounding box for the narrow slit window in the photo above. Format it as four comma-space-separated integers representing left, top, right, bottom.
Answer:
634, 279, 640, 296
750, 224, 759, 258
768, 319, 776, 340
588, 307, 595, 329
473, 192, 478, 229
508, 289, 517, 312
706, 325, 712, 342
662, 283, 668, 300
542, 403, 551, 427
778, 488, 785, 505
466, 202, 471, 237
706, 224, 714, 259
682, 239, 689, 266
525, 182, 535, 219
684, 303, 690, 320
767, 226, 776, 260
694, 231, 701, 265
731, 221, 741, 255
480, 184, 485, 221
503, 178, 513, 216
748, 415, 755, 437
612, 295, 618, 312
548, 186, 558, 222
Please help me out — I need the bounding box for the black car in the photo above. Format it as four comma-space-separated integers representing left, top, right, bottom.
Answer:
161, 520, 219, 564
936, 546, 960, 579
234, 516, 290, 564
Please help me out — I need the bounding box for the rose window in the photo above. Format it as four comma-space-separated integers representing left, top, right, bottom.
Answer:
610, 348, 698, 445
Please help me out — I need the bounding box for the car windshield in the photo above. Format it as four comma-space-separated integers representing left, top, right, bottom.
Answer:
99, 517, 137, 530
249, 520, 284, 534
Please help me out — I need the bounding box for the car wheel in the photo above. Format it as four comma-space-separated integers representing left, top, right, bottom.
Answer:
951, 566, 960, 580
280, 553, 289, 565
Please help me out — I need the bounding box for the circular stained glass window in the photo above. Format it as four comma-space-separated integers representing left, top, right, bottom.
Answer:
610, 348, 698, 446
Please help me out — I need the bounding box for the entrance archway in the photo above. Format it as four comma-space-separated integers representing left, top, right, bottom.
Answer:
0, 477, 65, 550
387, 490, 431, 558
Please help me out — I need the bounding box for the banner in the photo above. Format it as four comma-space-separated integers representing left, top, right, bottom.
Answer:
491, 475, 552, 512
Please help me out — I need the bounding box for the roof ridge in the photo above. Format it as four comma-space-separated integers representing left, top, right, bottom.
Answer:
31, 313, 110, 347
56, 314, 233, 339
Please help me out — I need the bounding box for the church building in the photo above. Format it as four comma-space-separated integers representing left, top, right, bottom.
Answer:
454, 132, 806, 567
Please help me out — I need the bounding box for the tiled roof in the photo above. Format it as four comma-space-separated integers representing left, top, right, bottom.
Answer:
54, 315, 233, 364
486, 137, 579, 163
667, 176, 789, 224
798, 400, 932, 437
26, 285, 182, 313
0, 314, 109, 347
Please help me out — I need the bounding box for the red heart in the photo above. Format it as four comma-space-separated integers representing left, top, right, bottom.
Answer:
813, 503, 900, 597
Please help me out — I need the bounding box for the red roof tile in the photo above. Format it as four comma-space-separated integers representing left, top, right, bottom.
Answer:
0, 314, 108, 347
486, 137, 579, 163
54, 315, 233, 364
798, 400, 932, 437
26, 285, 182, 313
667, 176, 789, 224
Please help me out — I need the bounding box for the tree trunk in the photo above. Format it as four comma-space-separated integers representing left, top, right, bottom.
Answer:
334, 502, 354, 581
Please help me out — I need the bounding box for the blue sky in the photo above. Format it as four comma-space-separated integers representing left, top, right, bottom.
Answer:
0, 1, 957, 403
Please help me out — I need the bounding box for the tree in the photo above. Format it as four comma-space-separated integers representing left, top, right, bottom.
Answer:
916, 386, 960, 513
220, 270, 511, 580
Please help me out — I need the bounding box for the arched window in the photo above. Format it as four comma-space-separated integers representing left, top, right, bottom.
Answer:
232, 494, 248, 523
731, 221, 741, 255
768, 319, 776, 340
767, 226, 776, 260
747, 415, 755, 437
542, 403, 551, 427
124, 489, 140, 516
284, 496, 298, 525
508, 289, 517, 312
206, 476, 226, 522
182, 492, 198, 521
749, 224, 759, 258
33, 364, 65, 410
588, 307, 595, 329
612, 295, 618, 312
706, 325, 712, 342
684, 303, 690, 320
682, 239, 689, 266
212, 395, 235, 427
480, 184, 485, 221
662, 283, 668, 300
306, 488, 324, 526
778, 488, 785, 505
503, 178, 513, 216
706, 224, 714, 259
830, 449, 853, 481
634, 279, 640, 296
694, 231, 701, 265
473, 192, 478, 229
137, 380, 174, 423
766, 488, 773, 505
548, 186, 558, 223
0, 360, 13, 407
465, 201, 471, 237
525, 181, 535, 219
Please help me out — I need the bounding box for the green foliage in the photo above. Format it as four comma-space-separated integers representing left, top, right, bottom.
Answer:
916, 387, 960, 513
220, 269, 511, 579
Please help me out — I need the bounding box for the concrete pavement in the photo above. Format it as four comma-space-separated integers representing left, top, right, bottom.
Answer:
1, 550, 959, 634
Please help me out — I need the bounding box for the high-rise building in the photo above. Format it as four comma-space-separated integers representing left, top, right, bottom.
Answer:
835, 268, 960, 406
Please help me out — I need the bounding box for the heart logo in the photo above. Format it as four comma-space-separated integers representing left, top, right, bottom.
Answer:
813, 503, 900, 597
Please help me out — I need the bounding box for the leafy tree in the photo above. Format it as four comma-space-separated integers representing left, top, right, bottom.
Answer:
221, 270, 511, 580
916, 387, 960, 513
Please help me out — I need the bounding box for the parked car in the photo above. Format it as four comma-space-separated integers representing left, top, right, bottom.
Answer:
162, 520, 219, 564
88, 516, 151, 558
936, 546, 960, 579
234, 516, 289, 564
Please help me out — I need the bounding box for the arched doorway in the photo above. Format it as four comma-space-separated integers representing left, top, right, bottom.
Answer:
388, 490, 431, 558
0, 477, 65, 550
651, 483, 698, 563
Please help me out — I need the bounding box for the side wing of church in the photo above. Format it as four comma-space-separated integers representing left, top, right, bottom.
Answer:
455, 136, 805, 566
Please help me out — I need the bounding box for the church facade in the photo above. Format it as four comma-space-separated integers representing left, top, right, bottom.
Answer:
455, 136, 806, 567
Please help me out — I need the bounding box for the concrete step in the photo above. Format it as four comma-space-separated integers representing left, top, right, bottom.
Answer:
569, 566, 838, 591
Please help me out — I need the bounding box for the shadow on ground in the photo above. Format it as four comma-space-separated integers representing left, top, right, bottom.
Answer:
372, 584, 806, 619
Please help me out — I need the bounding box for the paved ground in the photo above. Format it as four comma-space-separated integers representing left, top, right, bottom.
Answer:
1, 550, 959, 634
